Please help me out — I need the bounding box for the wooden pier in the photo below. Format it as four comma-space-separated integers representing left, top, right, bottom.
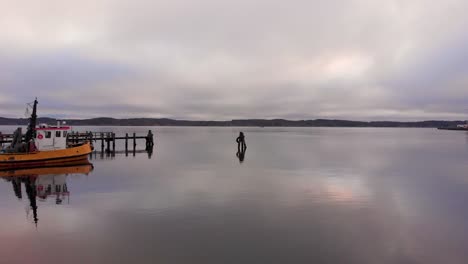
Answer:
0, 130, 154, 155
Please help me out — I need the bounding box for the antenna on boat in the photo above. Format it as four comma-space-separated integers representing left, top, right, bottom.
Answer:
25, 98, 38, 143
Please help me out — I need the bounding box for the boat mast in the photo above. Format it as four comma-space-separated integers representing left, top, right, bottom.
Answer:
25, 98, 38, 143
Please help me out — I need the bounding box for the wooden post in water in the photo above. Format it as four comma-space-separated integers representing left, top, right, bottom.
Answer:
145, 130, 154, 152
112, 132, 116, 153
125, 133, 129, 156
100, 132, 104, 152
106, 133, 111, 153
133, 132, 136, 156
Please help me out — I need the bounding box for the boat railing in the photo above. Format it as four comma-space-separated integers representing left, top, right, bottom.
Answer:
0, 134, 26, 144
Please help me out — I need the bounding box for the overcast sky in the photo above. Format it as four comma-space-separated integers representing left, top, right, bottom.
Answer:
1, 0, 468, 120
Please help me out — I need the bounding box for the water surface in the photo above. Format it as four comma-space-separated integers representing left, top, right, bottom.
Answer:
1, 126, 468, 263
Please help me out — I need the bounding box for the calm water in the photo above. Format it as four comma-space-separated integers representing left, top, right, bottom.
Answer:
1, 126, 468, 264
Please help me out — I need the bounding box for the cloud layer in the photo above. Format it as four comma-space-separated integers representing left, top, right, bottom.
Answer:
1, 0, 468, 120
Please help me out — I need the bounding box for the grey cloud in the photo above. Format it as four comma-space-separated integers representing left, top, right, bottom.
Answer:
1, 0, 468, 120
386, 33, 468, 113
0, 49, 134, 97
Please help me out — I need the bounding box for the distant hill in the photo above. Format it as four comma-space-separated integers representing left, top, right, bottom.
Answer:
0, 117, 465, 128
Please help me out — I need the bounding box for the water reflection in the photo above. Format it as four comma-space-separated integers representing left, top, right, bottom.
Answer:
1, 127, 468, 263
89, 149, 153, 160
147, 145, 153, 159
236, 148, 246, 163
0, 162, 93, 226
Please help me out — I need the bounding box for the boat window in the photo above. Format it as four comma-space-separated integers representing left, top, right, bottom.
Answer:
45, 131, 52, 138
63, 131, 67, 138
56, 131, 61, 137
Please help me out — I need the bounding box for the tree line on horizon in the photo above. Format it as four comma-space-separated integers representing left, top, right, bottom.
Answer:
0, 116, 465, 128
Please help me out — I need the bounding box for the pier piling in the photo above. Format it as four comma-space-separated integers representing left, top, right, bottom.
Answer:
145, 130, 154, 150
133, 133, 136, 156
100, 133, 104, 152
125, 133, 129, 156
106, 133, 111, 153
112, 133, 116, 153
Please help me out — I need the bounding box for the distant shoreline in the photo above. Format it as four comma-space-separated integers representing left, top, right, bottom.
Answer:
0, 117, 465, 128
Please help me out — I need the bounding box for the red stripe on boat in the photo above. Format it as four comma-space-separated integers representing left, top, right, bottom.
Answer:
35, 127, 71, 130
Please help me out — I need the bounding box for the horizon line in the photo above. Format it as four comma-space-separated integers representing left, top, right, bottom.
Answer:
1, 116, 467, 123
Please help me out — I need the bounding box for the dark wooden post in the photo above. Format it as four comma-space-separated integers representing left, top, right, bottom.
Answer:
133, 132, 136, 156
145, 130, 154, 151
125, 133, 128, 156
100, 133, 104, 152
112, 132, 116, 153
106, 133, 110, 152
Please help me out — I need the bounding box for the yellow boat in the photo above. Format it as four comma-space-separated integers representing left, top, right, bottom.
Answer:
0, 142, 92, 169
0, 99, 93, 169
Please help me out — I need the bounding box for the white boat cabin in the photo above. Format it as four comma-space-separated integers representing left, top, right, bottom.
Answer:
457, 123, 468, 129
35, 122, 71, 151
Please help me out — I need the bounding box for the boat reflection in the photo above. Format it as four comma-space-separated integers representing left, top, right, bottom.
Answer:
0, 161, 93, 225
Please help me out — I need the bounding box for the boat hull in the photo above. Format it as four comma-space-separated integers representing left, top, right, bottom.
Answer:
0, 142, 92, 169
